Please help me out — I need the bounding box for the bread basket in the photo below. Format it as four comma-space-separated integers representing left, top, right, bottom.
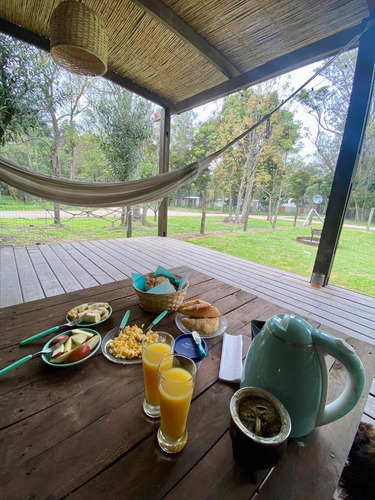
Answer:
133, 274, 189, 314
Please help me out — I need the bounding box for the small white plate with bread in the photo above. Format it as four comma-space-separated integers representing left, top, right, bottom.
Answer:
175, 299, 227, 338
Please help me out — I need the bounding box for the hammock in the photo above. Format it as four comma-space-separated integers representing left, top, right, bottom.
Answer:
0, 116, 261, 207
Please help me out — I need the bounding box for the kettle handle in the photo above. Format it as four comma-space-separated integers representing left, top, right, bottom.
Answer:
312, 329, 365, 427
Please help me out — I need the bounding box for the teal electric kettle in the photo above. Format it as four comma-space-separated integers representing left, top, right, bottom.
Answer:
241, 314, 365, 438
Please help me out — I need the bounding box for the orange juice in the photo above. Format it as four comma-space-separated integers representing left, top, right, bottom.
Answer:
142, 343, 173, 405
159, 367, 194, 440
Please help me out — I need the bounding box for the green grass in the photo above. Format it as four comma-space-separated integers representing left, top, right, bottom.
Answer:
0, 214, 374, 296
185, 226, 375, 296
0, 215, 296, 246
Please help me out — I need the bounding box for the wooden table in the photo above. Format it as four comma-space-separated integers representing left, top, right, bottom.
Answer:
1, 266, 374, 499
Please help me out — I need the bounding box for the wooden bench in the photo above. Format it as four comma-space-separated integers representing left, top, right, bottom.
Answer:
311, 228, 322, 241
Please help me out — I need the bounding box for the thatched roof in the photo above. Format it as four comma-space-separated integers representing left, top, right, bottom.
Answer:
0, 0, 371, 113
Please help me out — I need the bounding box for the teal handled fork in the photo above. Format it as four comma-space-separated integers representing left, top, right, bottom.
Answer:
20, 315, 85, 345
0, 337, 68, 377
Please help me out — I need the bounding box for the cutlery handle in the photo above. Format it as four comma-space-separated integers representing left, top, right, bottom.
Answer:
152, 309, 168, 327
120, 311, 131, 330
20, 326, 60, 345
0, 355, 33, 377
197, 343, 206, 358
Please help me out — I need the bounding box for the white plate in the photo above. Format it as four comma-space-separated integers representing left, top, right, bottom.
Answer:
101, 328, 142, 365
175, 313, 227, 339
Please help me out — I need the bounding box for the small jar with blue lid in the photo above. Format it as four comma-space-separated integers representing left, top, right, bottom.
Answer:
174, 333, 208, 370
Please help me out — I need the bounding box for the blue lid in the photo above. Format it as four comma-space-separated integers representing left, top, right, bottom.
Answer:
174, 334, 207, 363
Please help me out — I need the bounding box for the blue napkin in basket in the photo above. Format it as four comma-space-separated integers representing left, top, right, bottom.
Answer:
146, 280, 176, 294
154, 266, 190, 291
132, 268, 189, 293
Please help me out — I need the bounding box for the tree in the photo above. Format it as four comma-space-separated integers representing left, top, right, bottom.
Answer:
287, 167, 312, 226
296, 50, 375, 221
0, 35, 40, 146
94, 82, 153, 229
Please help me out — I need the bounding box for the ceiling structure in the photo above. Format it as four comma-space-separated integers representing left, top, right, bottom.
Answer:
0, 0, 372, 114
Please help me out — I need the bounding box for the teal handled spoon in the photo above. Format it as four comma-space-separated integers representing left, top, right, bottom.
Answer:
0, 337, 67, 377
144, 310, 168, 333
20, 315, 86, 345
192, 331, 207, 358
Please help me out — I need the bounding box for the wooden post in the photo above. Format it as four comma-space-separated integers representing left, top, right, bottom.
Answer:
312, 21, 375, 285
367, 207, 375, 232
158, 107, 170, 237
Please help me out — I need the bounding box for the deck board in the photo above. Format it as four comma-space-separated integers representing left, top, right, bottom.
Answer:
1, 236, 374, 345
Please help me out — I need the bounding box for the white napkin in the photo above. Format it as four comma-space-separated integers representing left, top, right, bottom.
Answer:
219, 333, 243, 383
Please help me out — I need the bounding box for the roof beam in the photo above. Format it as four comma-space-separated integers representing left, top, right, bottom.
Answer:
0, 17, 173, 110
170, 22, 366, 115
130, 0, 240, 79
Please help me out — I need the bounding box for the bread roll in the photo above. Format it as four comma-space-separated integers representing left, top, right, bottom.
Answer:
145, 276, 173, 288
181, 317, 219, 335
178, 299, 220, 318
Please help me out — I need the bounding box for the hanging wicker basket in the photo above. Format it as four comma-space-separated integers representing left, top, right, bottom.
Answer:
50, 1, 108, 76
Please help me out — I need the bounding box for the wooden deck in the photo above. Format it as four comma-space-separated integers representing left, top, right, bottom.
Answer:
2, 236, 375, 343
1, 236, 374, 428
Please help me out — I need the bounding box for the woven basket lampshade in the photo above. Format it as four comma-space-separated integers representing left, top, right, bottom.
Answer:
50, 1, 108, 76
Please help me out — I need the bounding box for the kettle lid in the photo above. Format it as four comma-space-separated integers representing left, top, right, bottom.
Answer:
266, 314, 313, 345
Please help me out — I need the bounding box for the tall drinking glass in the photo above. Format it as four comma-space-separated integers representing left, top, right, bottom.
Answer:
142, 331, 175, 418
157, 354, 196, 453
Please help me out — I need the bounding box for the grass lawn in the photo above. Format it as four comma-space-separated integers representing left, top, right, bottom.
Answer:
185, 226, 375, 297
0, 214, 374, 296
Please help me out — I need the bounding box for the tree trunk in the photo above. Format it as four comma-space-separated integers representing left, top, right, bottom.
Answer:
200, 190, 207, 235
235, 165, 248, 223
267, 196, 273, 224
9, 187, 18, 203
121, 207, 126, 225
50, 105, 62, 225
141, 203, 149, 225
272, 186, 282, 229
228, 186, 233, 220
293, 203, 299, 227
54, 203, 61, 225
355, 201, 361, 221
241, 168, 256, 223
126, 206, 132, 238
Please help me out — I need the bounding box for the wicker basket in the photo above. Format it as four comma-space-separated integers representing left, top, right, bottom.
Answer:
50, 1, 108, 76
133, 274, 189, 314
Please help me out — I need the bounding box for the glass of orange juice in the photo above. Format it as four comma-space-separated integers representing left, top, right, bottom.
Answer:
157, 354, 196, 453
142, 331, 175, 418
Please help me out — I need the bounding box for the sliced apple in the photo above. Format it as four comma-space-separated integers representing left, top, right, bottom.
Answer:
86, 335, 100, 351
64, 337, 73, 352
71, 333, 88, 345
71, 329, 94, 338
52, 344, 65, 358
50, 350, 73, 364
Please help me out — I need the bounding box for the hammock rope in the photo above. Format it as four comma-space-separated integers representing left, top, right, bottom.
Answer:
0, 23, 365, 208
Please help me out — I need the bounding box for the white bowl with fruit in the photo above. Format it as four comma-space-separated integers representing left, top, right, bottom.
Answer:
42, 328, 101, 367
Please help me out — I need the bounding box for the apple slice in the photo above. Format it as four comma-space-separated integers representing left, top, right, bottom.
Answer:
50, 335, 69, 346
67, 344, 91, 363
71, 329, 94, 338
86, 336, 100, 351
71, 333, 88, 345
50, 350, 72, 364
52, 344, 65, 358
64, 337, 73, 352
